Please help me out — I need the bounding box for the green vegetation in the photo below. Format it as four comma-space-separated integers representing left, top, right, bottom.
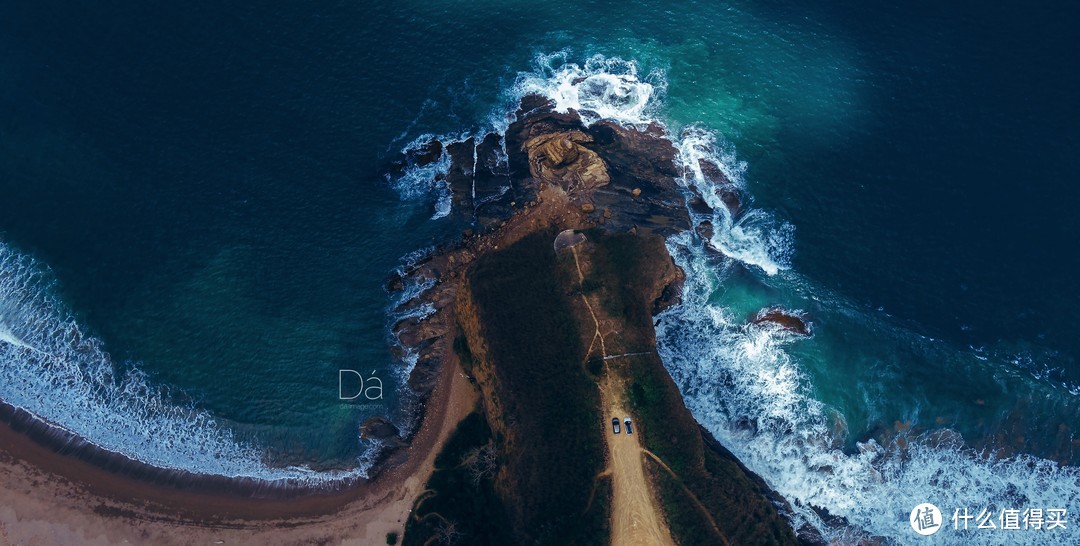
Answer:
626, 354, 699, 477
452, 333, 474, 375
436, 229, 794, 544
464, 230, 609, 545
385, 531, 398, 545
586, 355, 605, 377
627, 343, 798, 544
583, 229, 665, 352
584, 230, 799, 545
648, 458, 728, 546
402, 412, 514, 546
578, 274, 604, 294
701, 439, 800, 544
583, 474, 613, 543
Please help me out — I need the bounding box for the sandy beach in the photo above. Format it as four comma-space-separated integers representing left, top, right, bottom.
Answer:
0, 354, 477, 545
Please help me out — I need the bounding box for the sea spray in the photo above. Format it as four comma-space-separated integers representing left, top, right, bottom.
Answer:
389, 52, 668, 220
655, 189, 1080, 546
383, 247, 443, 438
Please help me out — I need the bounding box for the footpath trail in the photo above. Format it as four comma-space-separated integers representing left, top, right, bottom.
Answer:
570, 245, 675, 546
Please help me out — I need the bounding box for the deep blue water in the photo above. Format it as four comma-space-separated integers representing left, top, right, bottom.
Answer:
1, 1, 1078, 541
758, 1, 1079, 369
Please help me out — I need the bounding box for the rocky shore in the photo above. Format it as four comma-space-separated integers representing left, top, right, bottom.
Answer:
0, 90, 821, 545
387, 94, 816, 544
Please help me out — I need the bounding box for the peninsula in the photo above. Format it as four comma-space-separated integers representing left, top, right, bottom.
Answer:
0, 93, 812, 545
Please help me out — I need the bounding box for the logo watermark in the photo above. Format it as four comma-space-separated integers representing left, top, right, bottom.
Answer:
910, 503, 943, 536
952, 507, 1067, 531
911, 503, 1068, 537
339, 369, 384, 401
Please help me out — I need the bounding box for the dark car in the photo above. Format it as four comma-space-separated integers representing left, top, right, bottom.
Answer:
624, 418, 633, 434
611, 417, 621, 434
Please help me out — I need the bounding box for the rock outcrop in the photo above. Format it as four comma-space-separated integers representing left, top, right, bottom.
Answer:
359, 416, 406, 449
523, 131, 609, 192
752, 306, 812, 336
389, 94, 804, 545
392, 95, 693, 237
698, 159, 742, 215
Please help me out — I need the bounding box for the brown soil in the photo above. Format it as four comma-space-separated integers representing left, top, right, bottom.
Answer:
604, 394, 675, 546
0, 92, 803, 545
569, 244, 675, 546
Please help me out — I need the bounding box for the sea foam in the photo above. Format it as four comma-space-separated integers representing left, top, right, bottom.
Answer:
657, 234, 1080, 544
391, 134, 455, 220
389, 52, 1079, 544
673, 125, 794, 275
0, 242, 370, 486
513, 51, 665, 127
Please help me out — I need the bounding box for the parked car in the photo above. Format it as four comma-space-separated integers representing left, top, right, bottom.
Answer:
624, 418, 633, 434
611, 417, 621, 434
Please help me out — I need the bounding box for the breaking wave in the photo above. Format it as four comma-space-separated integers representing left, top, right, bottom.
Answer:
0, 242, 370, 486
673, 126, 794, 275
392, 134, 455, 219
390, 51, 1078, 543
388, 51, 794, 275
513, 51, 666, 127
657, 234, 1080, 544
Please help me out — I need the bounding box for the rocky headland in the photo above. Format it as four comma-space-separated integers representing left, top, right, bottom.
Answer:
388, 94, 815, 545
0, 90, 825, 546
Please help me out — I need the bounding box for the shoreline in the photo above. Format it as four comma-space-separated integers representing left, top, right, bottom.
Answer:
0, 345, 477, 543
2, 92, 798, 543
0, 401, 362, 500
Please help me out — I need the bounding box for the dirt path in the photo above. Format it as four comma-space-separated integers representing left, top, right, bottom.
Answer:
571, 245, 608, 358
570, 245, 675, 546
643, 450, 730, 546
603, 395, 676, 546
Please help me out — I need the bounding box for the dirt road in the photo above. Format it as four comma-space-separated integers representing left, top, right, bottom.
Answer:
569, 243, 675, 546
604, 397, 675, 546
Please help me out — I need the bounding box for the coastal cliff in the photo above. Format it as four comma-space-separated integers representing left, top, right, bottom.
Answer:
390, 95, 807, 545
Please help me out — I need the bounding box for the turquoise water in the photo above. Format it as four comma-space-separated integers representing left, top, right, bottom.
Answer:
2, 1, 1078, 542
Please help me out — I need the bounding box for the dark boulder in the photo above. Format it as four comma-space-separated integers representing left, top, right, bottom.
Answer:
411, 139, 444, 167
752, 307, 812, 336
688, 196, 714, 217
695, 220, 715, 242
386, 273, 405, 293
360, 416, 406, 448
698, 159, 742, 215
716, 186, 742, 216
385, 138, 444, 180
515, 93, 557, 116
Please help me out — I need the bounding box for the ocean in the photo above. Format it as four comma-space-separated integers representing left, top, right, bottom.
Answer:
2, 1, 1078, 543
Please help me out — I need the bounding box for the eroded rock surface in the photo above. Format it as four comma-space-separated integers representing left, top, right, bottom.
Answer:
524, 131, 609, 192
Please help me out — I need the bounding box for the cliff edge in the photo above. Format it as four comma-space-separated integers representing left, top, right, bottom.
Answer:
390, 95, 808, 545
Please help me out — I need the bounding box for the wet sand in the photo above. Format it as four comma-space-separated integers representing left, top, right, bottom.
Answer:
0, 355, 478, 545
